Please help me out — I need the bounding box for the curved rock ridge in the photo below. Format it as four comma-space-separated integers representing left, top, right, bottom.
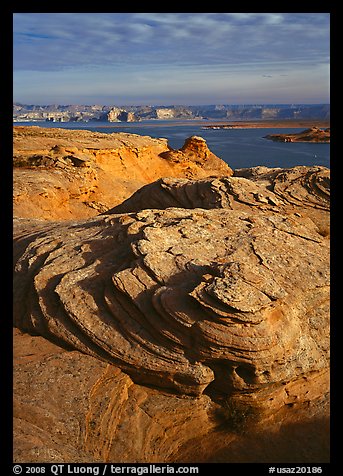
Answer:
234, 165, 330, 211
13, 329, 329, 463
108, 166, 329, 219
13, 198, 330, 406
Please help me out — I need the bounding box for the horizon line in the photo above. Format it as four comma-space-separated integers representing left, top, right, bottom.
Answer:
14, 102, 331, 107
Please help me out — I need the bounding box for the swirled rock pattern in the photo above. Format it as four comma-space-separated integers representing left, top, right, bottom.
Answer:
13, 136, 330, 462
109, 165, 329, 220
234, 165, 330, 211
13, 181, 330, 404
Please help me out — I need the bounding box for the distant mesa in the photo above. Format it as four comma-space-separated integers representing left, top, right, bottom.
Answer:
107, 107, 139, 122
13, 103, 330, 123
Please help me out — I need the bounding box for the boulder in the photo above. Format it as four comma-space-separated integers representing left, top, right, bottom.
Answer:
13, 175, 329, 404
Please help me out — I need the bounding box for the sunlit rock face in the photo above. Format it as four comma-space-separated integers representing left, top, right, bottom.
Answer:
13, 125, 330, 463
13, 128, 233, 221
13, 166, 330, 406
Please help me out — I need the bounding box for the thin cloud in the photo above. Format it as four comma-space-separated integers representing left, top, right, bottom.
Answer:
13, 13, 330, 104
14, 13, 329, 71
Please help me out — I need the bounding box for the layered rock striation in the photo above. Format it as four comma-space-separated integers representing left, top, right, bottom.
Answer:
13, 168, 329, 404
109, 165, 329, 219
13, 129, 330, 463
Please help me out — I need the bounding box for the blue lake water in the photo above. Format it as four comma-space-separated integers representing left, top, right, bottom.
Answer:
14, 120, 330, 170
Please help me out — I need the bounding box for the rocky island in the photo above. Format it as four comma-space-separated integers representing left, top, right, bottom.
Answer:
13, 126, 330, 463
265, 126, 330, 143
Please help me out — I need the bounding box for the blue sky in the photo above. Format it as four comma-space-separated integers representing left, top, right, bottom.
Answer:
13, 13, 330, 105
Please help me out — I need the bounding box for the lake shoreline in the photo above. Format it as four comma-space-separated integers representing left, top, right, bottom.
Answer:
13, 119, 330, 130
12, 121, 330, 170
200, 120, 330, 130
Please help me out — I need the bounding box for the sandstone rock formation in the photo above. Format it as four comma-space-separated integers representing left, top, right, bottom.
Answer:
109, 165, 329, 223
13, 167, 330, 398
14, 208, 329, 392
159, 135, 230, 172
14, 328, 329, 463
13, 129, 330, 463
13, 127, 233, 220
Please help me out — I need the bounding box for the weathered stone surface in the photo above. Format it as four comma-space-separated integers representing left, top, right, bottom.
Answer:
13, 129, 330, 463
13, 201, 329, 403
234, 165, 330, 212
109, 166, 329, 226
14, 328, 329, 463
234, 165, 330, 234
13, 127, 233, 220
14, 329, 216, 463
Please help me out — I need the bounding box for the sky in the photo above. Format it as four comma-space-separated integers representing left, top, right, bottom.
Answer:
13, 12, 330, 106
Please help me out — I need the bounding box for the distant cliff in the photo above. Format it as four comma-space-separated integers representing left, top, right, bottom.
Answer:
13, 103, 330, 123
